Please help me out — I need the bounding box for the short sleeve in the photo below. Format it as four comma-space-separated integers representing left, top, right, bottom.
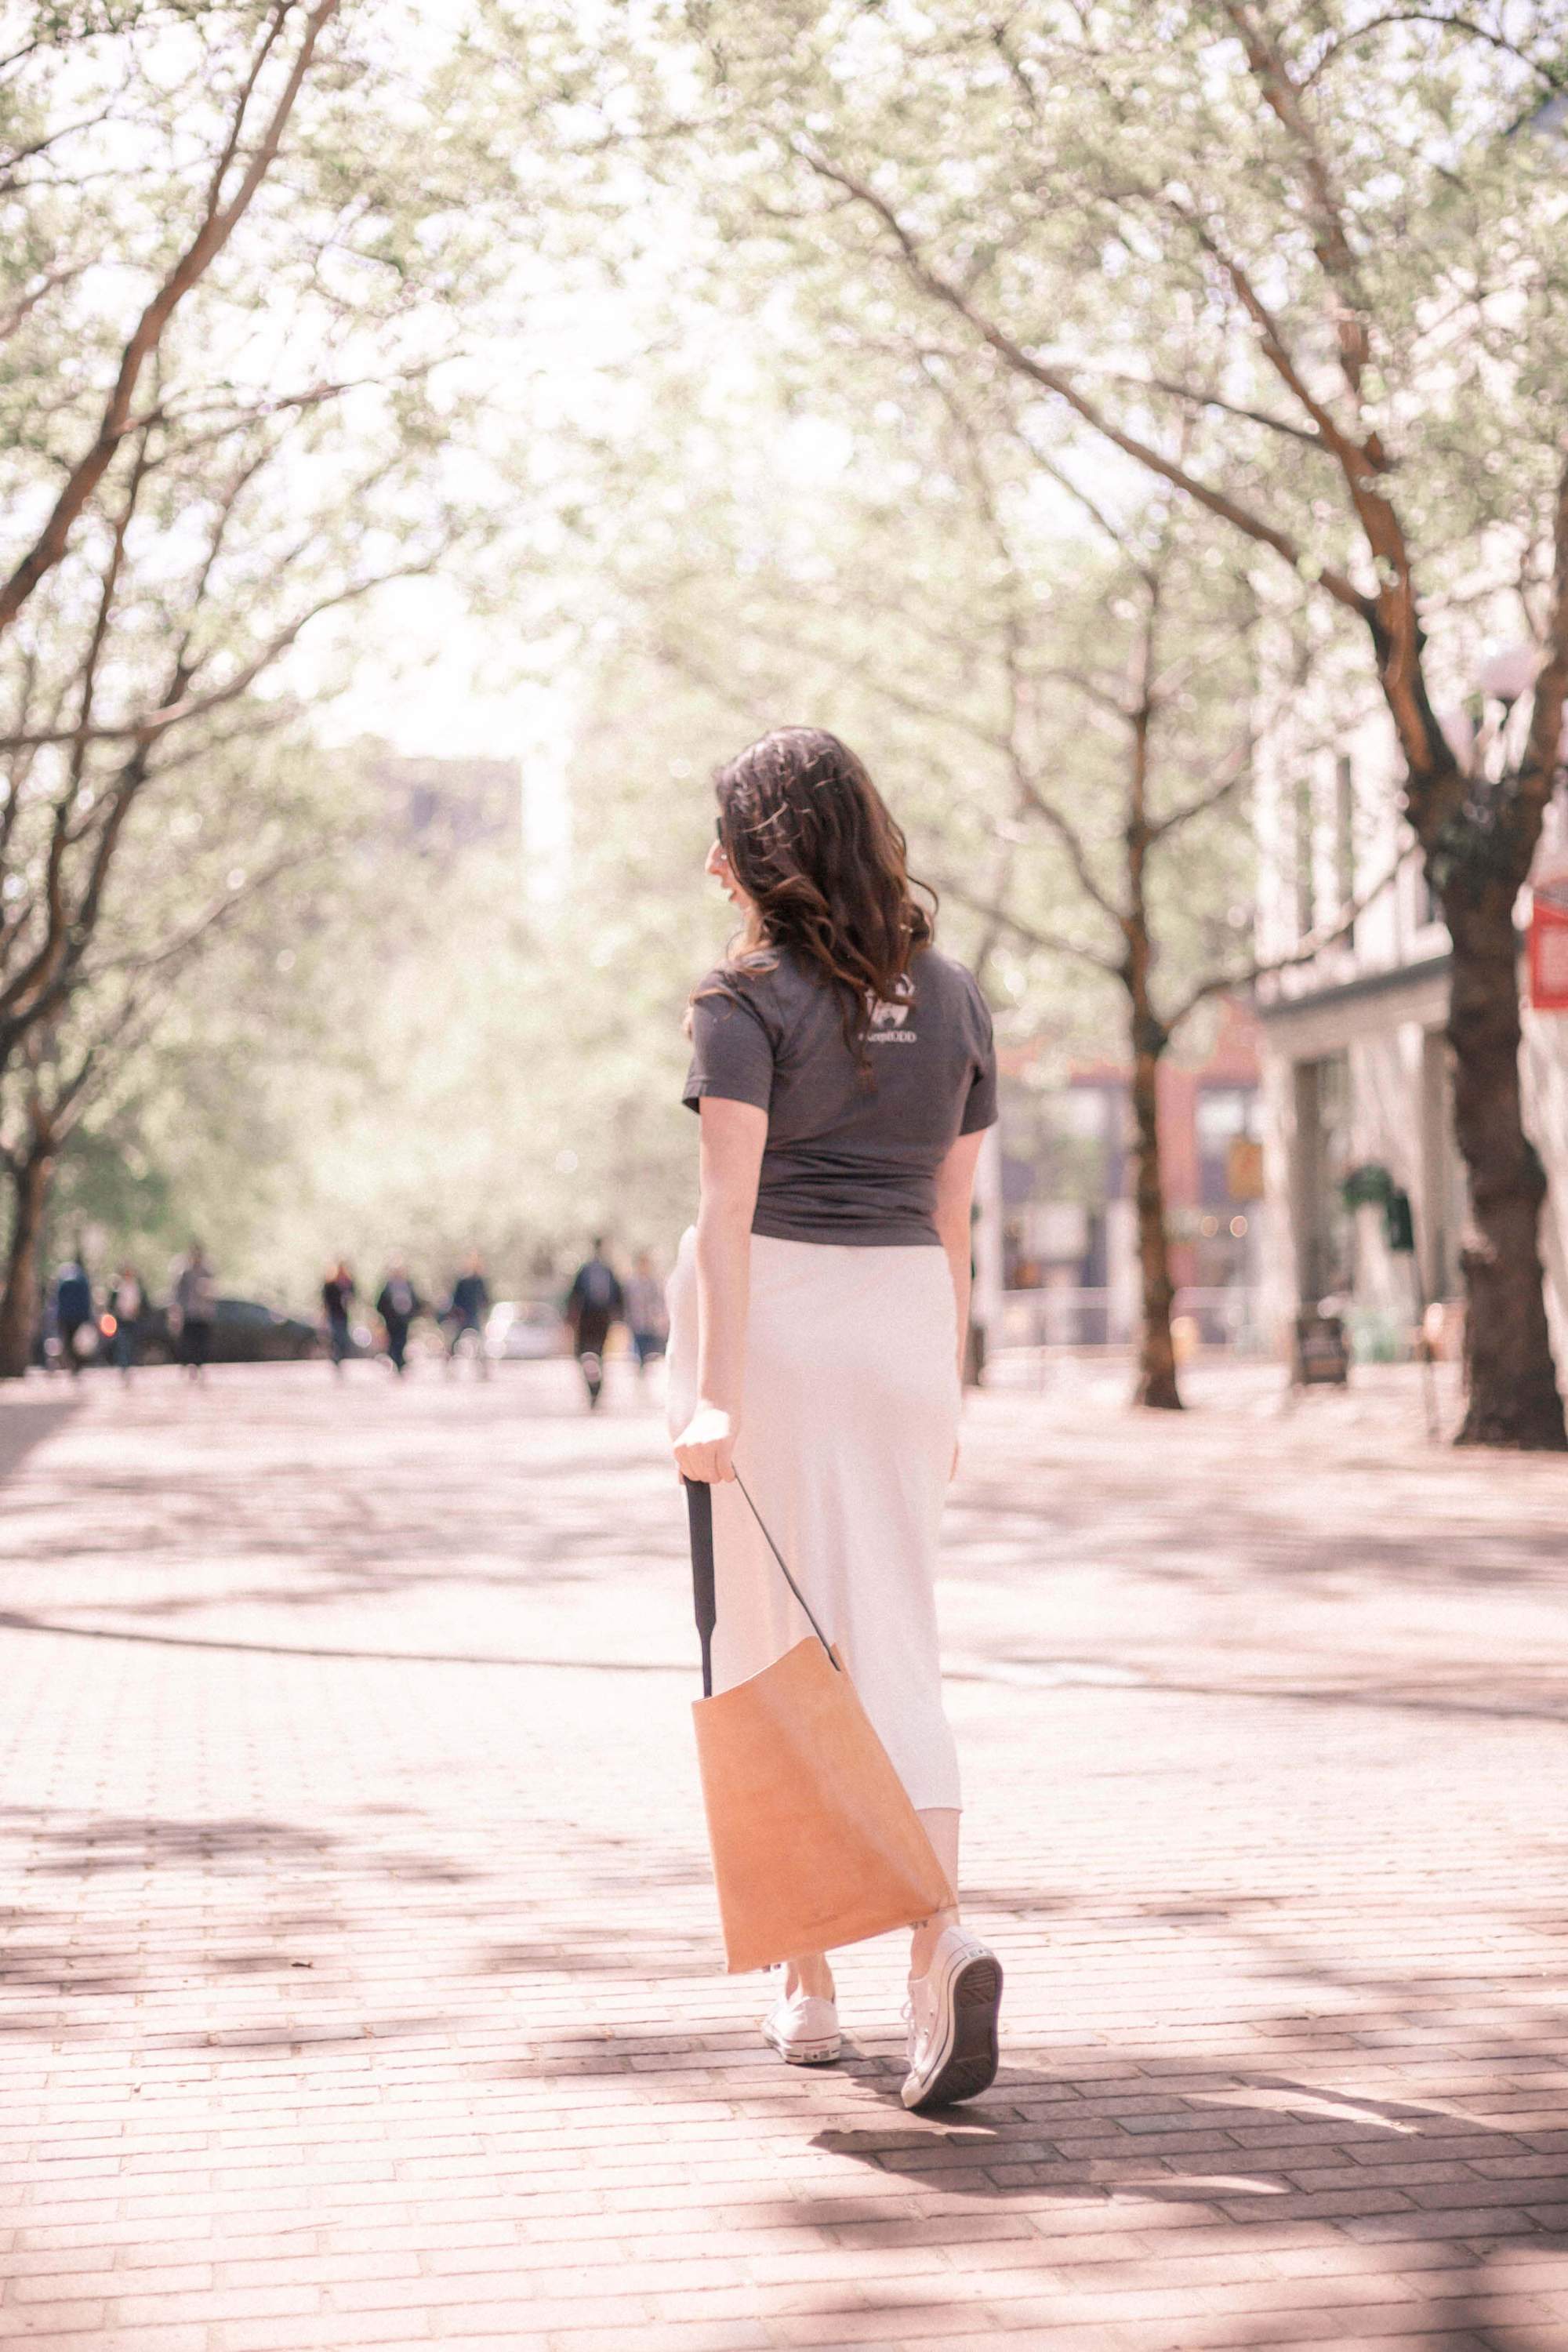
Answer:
959, 979, 998, 1134
683, 981, 775, 1114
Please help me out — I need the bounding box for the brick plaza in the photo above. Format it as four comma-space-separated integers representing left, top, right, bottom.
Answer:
2, 1354, 1566, 2351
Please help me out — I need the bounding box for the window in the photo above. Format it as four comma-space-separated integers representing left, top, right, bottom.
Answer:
1043, 1085, 1116, 1207
1294, 773, 1316, 937
1334, 757, 1356, 947
1294, 1053, 1354, 1301
1196, 1087, 1261, 1208
1195, 1087, 1260, 1147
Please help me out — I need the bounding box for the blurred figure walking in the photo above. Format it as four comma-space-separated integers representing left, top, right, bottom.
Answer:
443, 1250, 491, 1378
107, 1264, 145, 1381
375, 1260, 423, 1377
321, 1261, 355, 1376
52, 1254, 93, 1377
172, 1244, 216, 1381
564, 1239, 624, 1410
624, 1250, 669, 1377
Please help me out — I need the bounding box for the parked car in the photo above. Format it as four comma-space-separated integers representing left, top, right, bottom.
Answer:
85, 1296, 320, 1367
485, 1298, 568, 1361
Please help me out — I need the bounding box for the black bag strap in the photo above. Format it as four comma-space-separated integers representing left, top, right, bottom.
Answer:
684, 1477, 718, 1698
682, 1472, 837, 1699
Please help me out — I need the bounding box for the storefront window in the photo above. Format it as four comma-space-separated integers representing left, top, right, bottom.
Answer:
1296, 1051, 1354, 1301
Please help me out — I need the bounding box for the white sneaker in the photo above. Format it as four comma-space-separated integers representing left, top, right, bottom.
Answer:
761, 1980, 842, 2066
901, 1926, 1002, 2111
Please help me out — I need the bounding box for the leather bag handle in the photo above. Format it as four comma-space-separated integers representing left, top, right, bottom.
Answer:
684, 1477, 718, 1698
682, 1472, 838, 1697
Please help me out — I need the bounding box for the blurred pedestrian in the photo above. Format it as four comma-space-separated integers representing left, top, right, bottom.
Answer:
375, 1259, 423, 1377
564, 1238, 624, 1410
52, 1254, 93, 1377
321, 1261, 355, 1376
624, 1250, 668, 1377
172, 1243, 217, 1381
443, 1250, 491, 1378
107, 1263, 145, 1381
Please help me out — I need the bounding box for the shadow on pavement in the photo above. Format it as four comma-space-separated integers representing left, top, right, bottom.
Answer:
808, 2053, 1568, 2350
0, 1795, 716, 2036
0, 1388, 82, 1479
0, 1608, 687, 1673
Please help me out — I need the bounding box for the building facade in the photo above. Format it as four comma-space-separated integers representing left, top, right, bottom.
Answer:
994, 1000, 1268, 1351
1254, 699, 1568, 1376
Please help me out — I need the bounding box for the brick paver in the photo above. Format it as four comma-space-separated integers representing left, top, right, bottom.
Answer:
2, 1353, 1567, 2352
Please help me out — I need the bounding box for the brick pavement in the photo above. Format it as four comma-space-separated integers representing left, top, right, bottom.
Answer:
2, 1354, 1567, 2352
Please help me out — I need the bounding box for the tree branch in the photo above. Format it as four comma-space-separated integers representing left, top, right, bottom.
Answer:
1519, 441, 1568, 822
1162, 843, 1417, 1032
1146, 731, 1253, 841
1087, 366, 1327, 452
0, 547, 444, 756
941, 880, 1123, 975
797, 143, 1377, 623
1221, 1, 1373, 394
0, 261, 89, 345
0, 0, 339, 642
1301, 12, 1568, 97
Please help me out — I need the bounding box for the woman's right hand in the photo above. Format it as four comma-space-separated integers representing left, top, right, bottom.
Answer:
673, 1400, 739, 1484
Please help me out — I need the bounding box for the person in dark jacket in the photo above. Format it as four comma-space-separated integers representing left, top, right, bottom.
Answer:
172, 1243, 217, 1380
443, 1250, 491, 1378
564, 1238, 624, 1410
321, 1261, 355, 1375
53, 1257, 94, 1376
107, 1264, 145, 1380
375, 1260, 423, 1377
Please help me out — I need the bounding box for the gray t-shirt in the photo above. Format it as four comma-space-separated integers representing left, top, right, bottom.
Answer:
683, 946, 998, 1247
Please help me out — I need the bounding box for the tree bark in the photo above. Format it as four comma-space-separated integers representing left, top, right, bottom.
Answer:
1443, 882, 1566, 1449
0, 1142, 53, 1381
1128, 1020, 1181, 1410
1120, 610, 1183, 1412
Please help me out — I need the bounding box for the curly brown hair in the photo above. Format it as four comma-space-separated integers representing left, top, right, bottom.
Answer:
699, 726, 935, 1065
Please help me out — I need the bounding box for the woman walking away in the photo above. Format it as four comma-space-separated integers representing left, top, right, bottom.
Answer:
668, 726, 1003, 2112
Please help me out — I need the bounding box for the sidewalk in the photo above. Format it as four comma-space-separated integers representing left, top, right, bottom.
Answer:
2, 1358, 1566, 2352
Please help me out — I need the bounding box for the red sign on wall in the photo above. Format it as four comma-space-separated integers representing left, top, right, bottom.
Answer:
1528, 858, 1568, 1011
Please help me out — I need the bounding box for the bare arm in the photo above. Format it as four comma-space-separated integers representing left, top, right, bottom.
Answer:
933, 1130, 986, 1391
672, 1096, 767, 1484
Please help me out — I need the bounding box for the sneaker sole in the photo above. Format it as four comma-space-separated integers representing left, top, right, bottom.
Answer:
902, 1951, 1003, 2111
762, 2027, 842, 2067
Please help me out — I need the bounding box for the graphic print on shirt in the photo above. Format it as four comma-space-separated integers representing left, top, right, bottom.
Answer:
865, 973, 917, 1045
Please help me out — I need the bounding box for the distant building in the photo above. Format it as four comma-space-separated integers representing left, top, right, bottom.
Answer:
996, 999, 1266, 1348
374, 754, 521, 855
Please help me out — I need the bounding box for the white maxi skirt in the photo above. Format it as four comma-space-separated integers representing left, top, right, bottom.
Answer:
666, 1226, 962, 1813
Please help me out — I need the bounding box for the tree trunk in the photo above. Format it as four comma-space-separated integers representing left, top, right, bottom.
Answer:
1121, 621, 1181, 1412
1443, 884, 1566, 1450
1129, 1021, 1181, 1410
0, 1144, 53, 1381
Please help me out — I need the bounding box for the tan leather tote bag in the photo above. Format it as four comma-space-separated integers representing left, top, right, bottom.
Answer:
684, 1475, 955, 1975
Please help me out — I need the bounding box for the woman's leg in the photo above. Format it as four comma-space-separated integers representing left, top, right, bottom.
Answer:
782, 1953, 835, 2001
786, 1806, 959, 2000
911, 1808, 961, 1980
